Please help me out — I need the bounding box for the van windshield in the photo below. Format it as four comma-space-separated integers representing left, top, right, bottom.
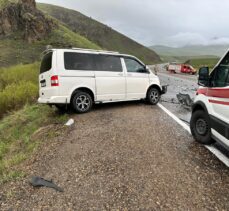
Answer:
40, 52, 53, 74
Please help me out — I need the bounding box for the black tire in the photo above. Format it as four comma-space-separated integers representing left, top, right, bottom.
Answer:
190, 110, 215, 145
147, 87, 161, 105
72, 91, 93, 113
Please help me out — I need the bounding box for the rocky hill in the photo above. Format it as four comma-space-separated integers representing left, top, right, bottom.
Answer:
0, 0, 100, 67
0, 0, 160, 67
0, 0, 55, 42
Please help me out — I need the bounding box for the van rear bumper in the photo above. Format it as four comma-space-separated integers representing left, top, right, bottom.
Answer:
38, 96, 69, 104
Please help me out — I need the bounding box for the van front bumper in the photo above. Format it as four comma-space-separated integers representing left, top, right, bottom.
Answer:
38, 96, 69, 104
161, 85, 168, 95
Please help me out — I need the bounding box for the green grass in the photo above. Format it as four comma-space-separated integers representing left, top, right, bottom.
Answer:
0, 24, 101, 67
0, 104, 68, 184
38, 3, 160, 64
0, 61, 69, 185
189, 57, 219, 70
0, 63, 39, 117
160, 55, 219, 70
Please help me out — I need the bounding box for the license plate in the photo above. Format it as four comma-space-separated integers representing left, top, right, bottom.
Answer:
41, 81, 46, 87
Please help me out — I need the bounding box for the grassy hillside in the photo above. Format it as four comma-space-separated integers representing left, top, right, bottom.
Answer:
38, 3, 160, 64
190, 57, 219, 69
150, 45, 229, 57
161, 55, 219, 70
0, 24, 100, 67
0, 61, 69, 184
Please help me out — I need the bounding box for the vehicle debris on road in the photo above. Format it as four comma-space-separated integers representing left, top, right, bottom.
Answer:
30, 176, 64, 192
65, 119, 74, 126
176, 93, 194, 109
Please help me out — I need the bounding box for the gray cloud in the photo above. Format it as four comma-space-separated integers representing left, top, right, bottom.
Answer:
38, 0, 229, 47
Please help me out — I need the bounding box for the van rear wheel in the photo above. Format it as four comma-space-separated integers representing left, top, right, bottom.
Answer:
72, 91, 93, 113
190, 110, 215, 145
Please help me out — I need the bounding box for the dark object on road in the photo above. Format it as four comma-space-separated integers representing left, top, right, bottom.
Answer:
177, 93, 193, 108
30, 176, 64, 192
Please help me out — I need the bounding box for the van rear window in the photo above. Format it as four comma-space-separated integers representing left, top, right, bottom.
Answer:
40, 52, 53, 74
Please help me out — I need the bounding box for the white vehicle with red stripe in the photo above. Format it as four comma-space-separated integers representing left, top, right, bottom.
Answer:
190, 51, 229, 147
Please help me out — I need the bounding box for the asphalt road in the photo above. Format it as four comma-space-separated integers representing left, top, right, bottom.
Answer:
1, 101, 229, 210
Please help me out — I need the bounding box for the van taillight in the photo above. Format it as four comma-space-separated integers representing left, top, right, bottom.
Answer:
51, 75, 59, 86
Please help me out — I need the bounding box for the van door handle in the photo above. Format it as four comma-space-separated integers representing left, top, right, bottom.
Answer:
118, 73, 123, 76
128, 73, 132, 76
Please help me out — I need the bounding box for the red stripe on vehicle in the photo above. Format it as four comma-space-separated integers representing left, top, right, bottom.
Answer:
197, 88, 229, 98
209, 99, 229, 105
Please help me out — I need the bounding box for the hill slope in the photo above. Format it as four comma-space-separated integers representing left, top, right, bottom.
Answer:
38, 3, 160, 64
0, 0, 100, 67
150, 45, 229, 57
0, 25, 100, 67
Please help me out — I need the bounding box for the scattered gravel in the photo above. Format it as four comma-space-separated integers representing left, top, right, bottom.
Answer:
1, 102, 229, 210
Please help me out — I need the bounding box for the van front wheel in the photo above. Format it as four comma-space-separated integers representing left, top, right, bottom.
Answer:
72, 91, 93, 113
147, 88, 161, 105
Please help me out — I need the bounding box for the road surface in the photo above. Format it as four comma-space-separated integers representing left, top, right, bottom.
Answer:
1, 101, 229, 210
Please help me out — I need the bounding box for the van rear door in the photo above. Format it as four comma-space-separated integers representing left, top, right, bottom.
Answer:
39, 51, 58, 99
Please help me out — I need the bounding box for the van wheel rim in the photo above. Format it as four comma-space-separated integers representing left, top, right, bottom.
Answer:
76, 95, 90, 111
150, 90, 159, 103
196, 118, 208, 135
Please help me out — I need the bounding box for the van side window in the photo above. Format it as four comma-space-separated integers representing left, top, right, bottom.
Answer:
40, 52, 52, 74
64, 52, 95, 70
95, 55, 122, 72
212, 66, 229, 87
124, 58, 146, 73
211, 52, 229, 87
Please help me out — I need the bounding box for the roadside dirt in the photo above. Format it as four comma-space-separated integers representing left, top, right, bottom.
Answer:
1, 102, 229, 210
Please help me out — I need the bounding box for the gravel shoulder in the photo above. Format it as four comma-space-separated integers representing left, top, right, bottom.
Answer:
1, 101, 229, 210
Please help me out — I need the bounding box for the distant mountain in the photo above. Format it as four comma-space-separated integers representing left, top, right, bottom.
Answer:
38, 3, 161, 64
149, 45, 229, 57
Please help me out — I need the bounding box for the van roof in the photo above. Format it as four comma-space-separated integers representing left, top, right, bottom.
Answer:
42, 48, 137, 59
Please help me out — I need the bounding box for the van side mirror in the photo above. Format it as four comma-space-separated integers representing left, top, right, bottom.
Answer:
138, 66, 150, 74
198, 67, 209, 86
145, 65, 150, 74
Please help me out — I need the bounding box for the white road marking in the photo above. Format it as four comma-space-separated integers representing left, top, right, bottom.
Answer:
158, 103, 229, 167
158, 103, 191, 133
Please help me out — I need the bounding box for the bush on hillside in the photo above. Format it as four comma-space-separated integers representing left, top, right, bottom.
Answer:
0, 81, 38, 117
0, 63, 39, 117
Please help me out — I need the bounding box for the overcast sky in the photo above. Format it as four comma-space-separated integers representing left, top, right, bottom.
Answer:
38, 0, 229, 47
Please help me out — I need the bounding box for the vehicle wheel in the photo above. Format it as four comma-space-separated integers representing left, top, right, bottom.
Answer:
190, 110, 215, 144
147, 87, 161, 105
55, 104, 67, 112
72, 91, 93, 113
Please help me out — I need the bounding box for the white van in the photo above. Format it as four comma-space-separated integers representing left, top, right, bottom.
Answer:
38, 48, 167, 113
190, 50, 229, 147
